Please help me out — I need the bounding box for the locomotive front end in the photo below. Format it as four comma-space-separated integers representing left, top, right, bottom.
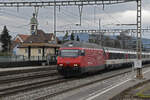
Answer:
57, 48, 85, 76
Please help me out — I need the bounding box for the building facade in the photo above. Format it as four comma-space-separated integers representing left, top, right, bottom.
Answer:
18, 30, 60, 59
17, 13, 60, 59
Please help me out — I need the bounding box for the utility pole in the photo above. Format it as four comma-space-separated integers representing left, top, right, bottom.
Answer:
136, 0, 143, 79
99, 19, 102, 46
54, 0, 56, 43
78, 5, 83, 26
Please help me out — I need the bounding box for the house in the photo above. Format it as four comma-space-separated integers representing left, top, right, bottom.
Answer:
18, 30, 60, 59
12, 34, 30, 55
17, 13, 60, 59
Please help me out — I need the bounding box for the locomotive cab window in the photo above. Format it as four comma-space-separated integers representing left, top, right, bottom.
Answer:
59, 49, 80, 57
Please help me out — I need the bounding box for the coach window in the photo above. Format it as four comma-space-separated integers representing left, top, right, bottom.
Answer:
118, 53, 120, 59
116, 53, 120, 59
130, 54, 132, 59
109, 53, 113, 59
121, 53, 125, 59
115, 53, 119, 59
142, 55, 144, 58
114, 53, 118, 59
120, 53, 123, 59
129, 54, 134, 59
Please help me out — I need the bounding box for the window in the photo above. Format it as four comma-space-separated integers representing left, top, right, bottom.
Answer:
109, 53, 125, 59
25, 48, 28, 53
38, 49, 41, 54
31, 25, 34, 30
60, 49, 80, 57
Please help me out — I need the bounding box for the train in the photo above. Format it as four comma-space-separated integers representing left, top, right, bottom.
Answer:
57, 41, 150, 76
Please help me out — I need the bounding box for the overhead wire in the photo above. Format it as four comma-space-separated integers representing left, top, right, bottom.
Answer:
58, 7, 98, 29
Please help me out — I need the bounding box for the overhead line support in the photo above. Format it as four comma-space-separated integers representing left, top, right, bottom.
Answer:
0, 0, 136, 7
56, 28, 150, 34
136, 0, 143, 79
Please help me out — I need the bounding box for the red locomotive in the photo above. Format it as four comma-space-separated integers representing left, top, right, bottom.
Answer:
57, 41, 150, 76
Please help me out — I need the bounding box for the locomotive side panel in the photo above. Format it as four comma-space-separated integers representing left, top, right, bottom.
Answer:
81, 48, 106, 72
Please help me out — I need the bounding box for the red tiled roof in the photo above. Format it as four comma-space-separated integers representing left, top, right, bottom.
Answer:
15, 38, 21, 43
18, 34, 30, 41
24, 30, 57, 43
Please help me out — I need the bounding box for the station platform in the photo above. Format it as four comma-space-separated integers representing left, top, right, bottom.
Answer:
60, 67, 150, 100
91, 70, 150, 100
0, 65, 56, 73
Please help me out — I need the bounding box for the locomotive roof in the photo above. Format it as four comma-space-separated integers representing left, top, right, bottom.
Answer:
61, 41, 150, 55
62, 41, 102, 49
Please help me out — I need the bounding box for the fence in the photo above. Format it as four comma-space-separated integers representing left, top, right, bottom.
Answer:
0, 55, 57, 63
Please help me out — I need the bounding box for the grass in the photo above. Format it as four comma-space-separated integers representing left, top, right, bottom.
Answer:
136, 85, 150, 98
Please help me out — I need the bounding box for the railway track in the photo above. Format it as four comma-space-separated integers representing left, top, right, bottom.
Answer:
1, 64, 150, 100
35, 68, 132, 100
0, 65, 56, 76
0, 70, 58, 84
0, 66, 62, 97
0, 76, 65, 97
34, 64, 150, 100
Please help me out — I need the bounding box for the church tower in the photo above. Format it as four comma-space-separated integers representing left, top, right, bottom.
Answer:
30, 13, 38, 35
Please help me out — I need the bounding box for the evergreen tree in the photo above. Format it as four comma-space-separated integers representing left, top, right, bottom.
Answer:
0, 26, 11, 52
76, 35, 80, 41
70, 33, 74, 40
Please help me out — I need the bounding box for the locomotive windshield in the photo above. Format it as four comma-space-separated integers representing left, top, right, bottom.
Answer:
60, 49, 80, 57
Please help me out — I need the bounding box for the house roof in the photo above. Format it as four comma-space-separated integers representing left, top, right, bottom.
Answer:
24, 30, 57, 43
18, 30, 60, 48
18, 34, 30, 41
14, 34, 30, 43
12, 34, 30, 49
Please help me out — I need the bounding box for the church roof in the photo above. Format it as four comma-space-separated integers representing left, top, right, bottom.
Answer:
24, 30, 57, 43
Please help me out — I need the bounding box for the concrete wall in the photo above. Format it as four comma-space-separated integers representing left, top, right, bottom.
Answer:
31, 48, 42, 57
46, 48, 55, 55
18, 47, 55, 57
18, 48, 28, 57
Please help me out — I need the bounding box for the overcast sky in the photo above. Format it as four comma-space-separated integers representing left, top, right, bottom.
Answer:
0, 0, 150, 38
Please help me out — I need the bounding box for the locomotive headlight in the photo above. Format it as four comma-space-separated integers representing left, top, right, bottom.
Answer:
59, 64, 63, 66
74, 64, 78, 67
